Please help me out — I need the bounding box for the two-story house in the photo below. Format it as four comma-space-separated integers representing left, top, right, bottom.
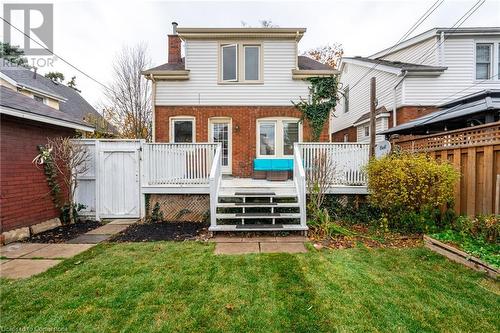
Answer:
331, 27, 500, 142
143, 23, 337, 177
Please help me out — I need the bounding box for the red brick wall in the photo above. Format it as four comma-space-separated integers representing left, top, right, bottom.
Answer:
155, 105, 329, 177
0, 115, 76, 232
168, 35, 182, 64
389, 106, 438, 127
331, 126, 357, 142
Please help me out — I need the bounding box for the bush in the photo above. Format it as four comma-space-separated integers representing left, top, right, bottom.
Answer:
322, 195, 381, 225
454, 215, 499, 243
366, 153, 460, 232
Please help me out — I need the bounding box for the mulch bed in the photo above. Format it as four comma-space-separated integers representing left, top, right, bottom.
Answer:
21, 220, 103, 244
110, 221, 209, 242
310, 224, 423, 250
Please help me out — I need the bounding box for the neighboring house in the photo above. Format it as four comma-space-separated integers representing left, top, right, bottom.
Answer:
143, 23, 337, 177
331, 27, 500, 142
0, 64, 95, 243
0, 62, 108, 130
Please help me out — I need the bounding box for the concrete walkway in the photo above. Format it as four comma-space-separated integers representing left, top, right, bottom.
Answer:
0, 219, 137, 279
212, 236, 308, 255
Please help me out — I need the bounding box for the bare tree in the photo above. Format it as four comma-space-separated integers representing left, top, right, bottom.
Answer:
305, 44, 344, 69
104, 43, 152, 140
33, 138, 90, 224
306, 152, 338, 213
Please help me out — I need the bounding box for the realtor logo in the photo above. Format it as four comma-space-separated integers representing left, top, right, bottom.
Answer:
3, 3, 53, 55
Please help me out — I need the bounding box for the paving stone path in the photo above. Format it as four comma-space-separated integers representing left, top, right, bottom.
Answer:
212, 236, 308, 255
0, 219, 137, 279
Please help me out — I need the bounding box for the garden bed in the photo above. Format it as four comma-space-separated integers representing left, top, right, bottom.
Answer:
426, 232, 499, 278
309, 224, 422, 249
110, 221, 209, 242
21, 220, 102, 243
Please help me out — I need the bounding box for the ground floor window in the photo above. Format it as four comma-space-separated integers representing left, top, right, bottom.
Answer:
170, 117, 195, 143
257, 118, 301, 157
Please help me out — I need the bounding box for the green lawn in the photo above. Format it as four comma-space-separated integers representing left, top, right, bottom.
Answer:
1, 242, 499, 332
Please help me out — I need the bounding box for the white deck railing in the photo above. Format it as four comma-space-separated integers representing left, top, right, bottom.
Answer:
293, 144, 307, 227
209, 144, 222, 229
142, 143, 219, 186
298, 142, 369, 186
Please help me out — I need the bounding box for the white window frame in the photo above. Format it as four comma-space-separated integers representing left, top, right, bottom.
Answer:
243, 45, 261, 82
343, 133, 349, 142
474, 39, 500, 82
219, 42, 263, 84
221, 44, 238, 82
364, 125, 369, 137
256, 117, 302, 158
169, 116, 196, 143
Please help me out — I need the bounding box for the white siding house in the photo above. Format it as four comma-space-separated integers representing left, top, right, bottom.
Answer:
332, 27, 500, 141
156, 40, 311, 106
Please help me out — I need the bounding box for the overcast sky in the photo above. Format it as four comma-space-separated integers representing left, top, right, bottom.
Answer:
2, 0, 499, 110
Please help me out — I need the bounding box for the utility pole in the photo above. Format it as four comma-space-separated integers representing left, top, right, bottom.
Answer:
369, 77, 376, 157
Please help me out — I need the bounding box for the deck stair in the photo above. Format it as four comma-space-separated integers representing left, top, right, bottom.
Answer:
211, 178, 307, 232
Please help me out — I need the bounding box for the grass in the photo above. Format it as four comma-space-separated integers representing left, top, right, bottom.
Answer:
1, 242, 499, 332
431, 230, 500, 269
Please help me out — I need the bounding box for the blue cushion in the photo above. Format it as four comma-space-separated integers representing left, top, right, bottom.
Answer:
254, 159, 293, 171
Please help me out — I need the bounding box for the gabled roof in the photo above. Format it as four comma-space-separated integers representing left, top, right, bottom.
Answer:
0, 62, 103, 123
0, 86, 94, 131
341, 57, 446, 76
381, 90, 500, 135
370, 27, 500, 59
297, 56, 334, 70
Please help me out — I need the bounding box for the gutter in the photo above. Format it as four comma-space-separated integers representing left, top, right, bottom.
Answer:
392, 70, 407, 128
150, 74, 156, 142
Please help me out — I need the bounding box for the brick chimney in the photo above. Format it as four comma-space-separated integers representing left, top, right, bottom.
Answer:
168, 22, 182, 64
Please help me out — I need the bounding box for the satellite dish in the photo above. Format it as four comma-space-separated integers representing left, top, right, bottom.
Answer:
375, 140, 391, 158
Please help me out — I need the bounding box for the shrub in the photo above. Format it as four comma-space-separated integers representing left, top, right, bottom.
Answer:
366, 153, 460, 232
322, 195, 381, 225
147, 202, 164, 223
454, 215, 499, 243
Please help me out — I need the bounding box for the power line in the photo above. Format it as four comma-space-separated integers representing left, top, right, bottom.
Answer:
348, 0, 444, 92
373, 0, 486, 108
1, 16, 114, 94
414, 0, 485, 65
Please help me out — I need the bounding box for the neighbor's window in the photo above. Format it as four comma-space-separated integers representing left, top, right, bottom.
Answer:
34, 95, 44, 103
476, 43, 492, 80
343, 133, 349, 142
222, 44, 238, 81
498, 44, 500, 80
364, 126, 369, 137
283, 122, 299, 155
343, 85, 349, 113
172, 119, 194, 143
259, 122, 275, 156
244, 45, 260, 81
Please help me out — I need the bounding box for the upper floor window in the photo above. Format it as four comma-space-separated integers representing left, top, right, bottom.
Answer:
222, 44, 237, 81
476, 43, 492, 80
343, 85, 349, 113
220, 43, 261, 83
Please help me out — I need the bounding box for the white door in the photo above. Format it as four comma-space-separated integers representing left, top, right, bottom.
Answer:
209, 118, 232, 174
99, 149, 140, 218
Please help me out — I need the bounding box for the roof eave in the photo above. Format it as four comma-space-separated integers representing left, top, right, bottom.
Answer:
292, 69, 339, 80
177, 28, 306, 41
0, 105, 95, 132
142, 70, 190, 81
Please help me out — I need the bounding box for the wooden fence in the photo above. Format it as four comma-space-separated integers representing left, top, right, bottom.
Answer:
393, 121, 500, 216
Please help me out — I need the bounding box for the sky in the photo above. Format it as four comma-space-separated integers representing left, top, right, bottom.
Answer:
1, 0, 500, 111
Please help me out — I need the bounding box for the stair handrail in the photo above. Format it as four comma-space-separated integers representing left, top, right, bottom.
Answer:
293, 143, 307, 228
209, 143, 223, 230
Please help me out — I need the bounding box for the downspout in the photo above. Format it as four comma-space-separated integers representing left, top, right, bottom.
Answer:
392, 70, 407, 128
150, 74, 156, 142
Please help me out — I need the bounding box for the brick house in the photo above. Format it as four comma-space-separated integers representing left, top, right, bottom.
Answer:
143, 23, 338, 177
0, 65, 95, 243
331, 27, 500, 141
